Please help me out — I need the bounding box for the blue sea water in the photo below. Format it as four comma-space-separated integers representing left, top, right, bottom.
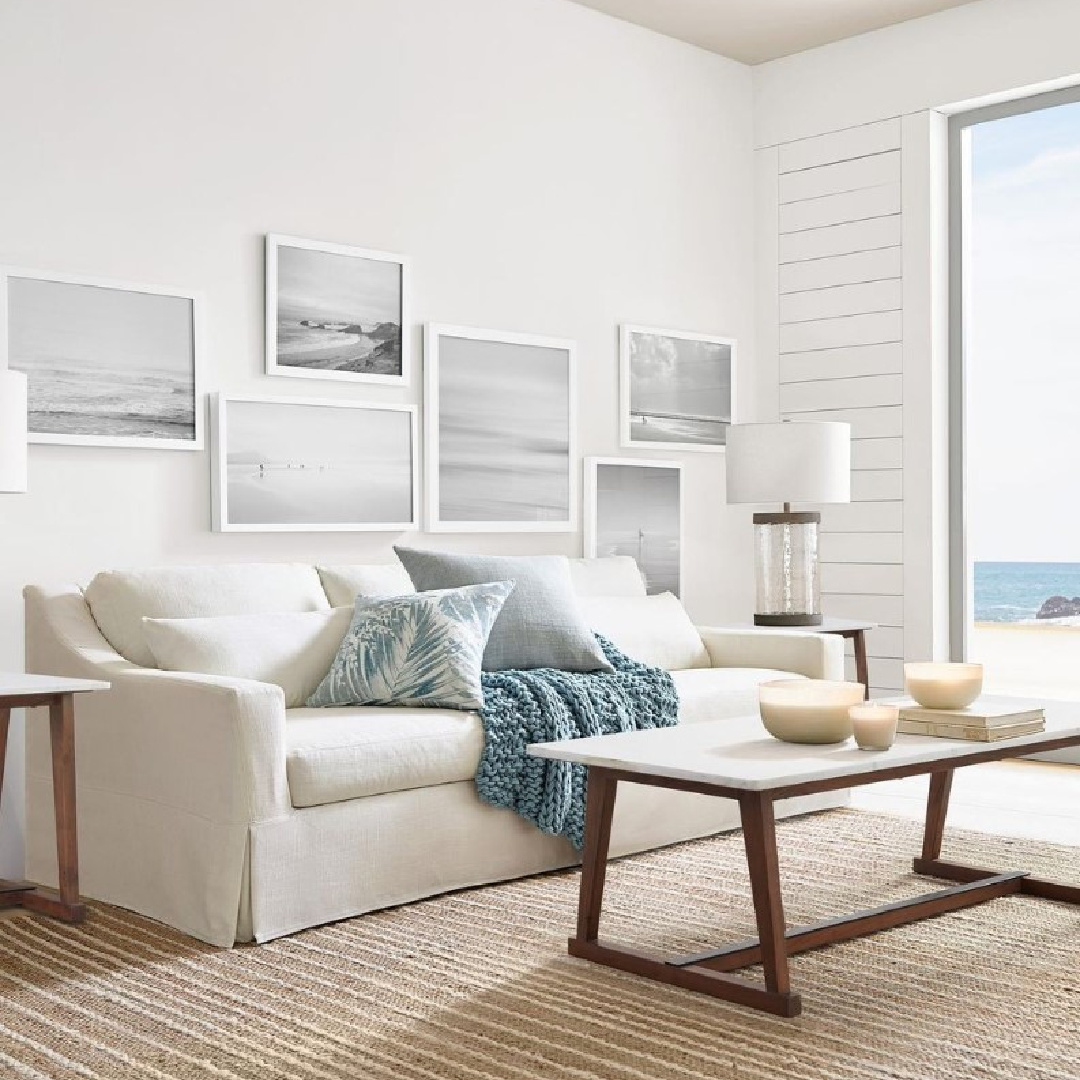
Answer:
974, 561, 1080, 622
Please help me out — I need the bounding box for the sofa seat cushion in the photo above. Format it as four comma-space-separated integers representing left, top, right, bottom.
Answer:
286, 706, 485, 808
670, 667, 804, 726
286, 666, 803, 809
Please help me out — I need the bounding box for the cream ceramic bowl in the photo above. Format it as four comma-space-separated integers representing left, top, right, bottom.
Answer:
904, 662, 983, 710
758, 679, 866, 745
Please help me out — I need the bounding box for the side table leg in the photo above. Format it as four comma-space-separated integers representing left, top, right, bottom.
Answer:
0, 706, 9, 807
573, 768, 618, 944
740, 792, 792, 996
21, 694, 87, 923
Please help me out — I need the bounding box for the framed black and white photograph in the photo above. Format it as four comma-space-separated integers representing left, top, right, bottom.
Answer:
620, 324, 735, 452
1, 267, 202, 449
265, 234, 408, 386
585, 457, 683, 597
212, 395, 418, 532
425, 324, 576, 532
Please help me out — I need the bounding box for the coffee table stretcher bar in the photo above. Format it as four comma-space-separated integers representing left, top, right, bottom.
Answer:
0, 675, 109, 923
547, 718, 1080, 1019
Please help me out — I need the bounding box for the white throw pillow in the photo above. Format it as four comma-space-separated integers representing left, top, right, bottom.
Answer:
143, 608, 352, 708
576, 593, 711, 671
567, 556, 647, 598
317, 563, 416, 608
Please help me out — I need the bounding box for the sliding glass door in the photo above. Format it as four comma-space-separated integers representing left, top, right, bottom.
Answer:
951, 88, 1080, 697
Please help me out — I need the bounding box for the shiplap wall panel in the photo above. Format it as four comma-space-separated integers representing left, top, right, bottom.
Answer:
789, 406, 902, 439
779, 182, 900, 234
779, 215, 902, 263
851, 469, 903, 502
821, 563, 904, 595
779, 279, 902, 323
852, 437, 903, 470
781, 343, 902, 383
781, 374, 903, 414
779, 247, 903, 293
779, 150, 901, 203
819, 532, 903, 564
778, 118, 902, 173
775, 120, 905, 695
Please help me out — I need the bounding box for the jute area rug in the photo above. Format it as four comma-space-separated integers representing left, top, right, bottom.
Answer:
0, 809, 1077, 1080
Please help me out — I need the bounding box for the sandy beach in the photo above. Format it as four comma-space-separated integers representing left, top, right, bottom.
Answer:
970, 622, 1080, 700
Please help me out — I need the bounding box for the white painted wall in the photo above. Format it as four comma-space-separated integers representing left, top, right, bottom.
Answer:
0, 0, 757, 875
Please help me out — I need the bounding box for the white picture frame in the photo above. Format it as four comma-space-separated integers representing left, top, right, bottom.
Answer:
424, 323, 577, 533
0, 266, 204, 450
212, 394, 419, 533
265, 233, 410, 386
619, 324, 736, 453
584, 456, 683, 597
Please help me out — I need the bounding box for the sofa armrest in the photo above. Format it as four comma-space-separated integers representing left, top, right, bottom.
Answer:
696, 626, 845, 681
24, 584, 290, 824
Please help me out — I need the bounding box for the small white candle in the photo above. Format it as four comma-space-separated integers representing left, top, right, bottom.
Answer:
849, 703, 899, 751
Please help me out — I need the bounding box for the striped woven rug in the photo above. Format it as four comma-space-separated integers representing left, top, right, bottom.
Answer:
0, 809, 1077, 1080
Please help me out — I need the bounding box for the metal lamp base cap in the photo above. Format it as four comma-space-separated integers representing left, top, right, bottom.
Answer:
754, 613, 824, 627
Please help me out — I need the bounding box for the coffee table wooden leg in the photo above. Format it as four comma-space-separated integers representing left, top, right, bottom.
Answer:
575, 767, 617, 943
921, 769, 954, 862
740, 792, 792, 996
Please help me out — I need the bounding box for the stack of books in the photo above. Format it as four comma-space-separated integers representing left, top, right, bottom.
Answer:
898, 697, 1045, 742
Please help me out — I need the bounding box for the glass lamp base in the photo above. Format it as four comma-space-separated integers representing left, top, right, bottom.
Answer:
752, 511, 822, 626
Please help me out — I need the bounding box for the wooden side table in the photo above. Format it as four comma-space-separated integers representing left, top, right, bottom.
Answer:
0, 674, 109, 923
715, 619, 877, 698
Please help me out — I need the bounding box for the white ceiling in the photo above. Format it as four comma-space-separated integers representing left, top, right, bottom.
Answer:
568, 0, 979, 64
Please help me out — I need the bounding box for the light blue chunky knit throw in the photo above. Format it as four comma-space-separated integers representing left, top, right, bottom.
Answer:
476, 636, 680, 850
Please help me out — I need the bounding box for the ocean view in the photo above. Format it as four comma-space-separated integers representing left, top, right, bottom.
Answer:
974, 561, 1080, 623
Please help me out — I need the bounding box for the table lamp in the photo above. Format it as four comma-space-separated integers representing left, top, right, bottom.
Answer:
0, 368, 28, 493
726, 421, 850, 626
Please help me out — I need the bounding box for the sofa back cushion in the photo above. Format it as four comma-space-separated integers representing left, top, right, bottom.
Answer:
577, 593, 710, 671
567, 556, 646, 597
144, 608, 352, 707
317, 563, 416, 608
84, 563, 330, 667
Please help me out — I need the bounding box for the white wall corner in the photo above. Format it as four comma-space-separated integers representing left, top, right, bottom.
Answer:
901, 110, 951, 663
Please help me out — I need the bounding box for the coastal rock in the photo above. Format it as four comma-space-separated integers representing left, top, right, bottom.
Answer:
1036, 594, 1080, 619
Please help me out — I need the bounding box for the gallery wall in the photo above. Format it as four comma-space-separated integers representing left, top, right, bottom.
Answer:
0, 0, 757, 873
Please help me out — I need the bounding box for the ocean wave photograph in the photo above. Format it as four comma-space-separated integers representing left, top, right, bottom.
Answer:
270, 237, 404, 382
6, 273, 197, 446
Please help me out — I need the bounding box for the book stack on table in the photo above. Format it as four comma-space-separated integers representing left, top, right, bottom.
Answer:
897, 697, 1045, 742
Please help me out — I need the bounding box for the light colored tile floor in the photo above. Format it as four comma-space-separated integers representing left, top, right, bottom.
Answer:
853, 758, 1080, 846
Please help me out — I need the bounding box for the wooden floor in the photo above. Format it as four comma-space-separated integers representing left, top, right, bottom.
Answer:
853, 758, 1080, 846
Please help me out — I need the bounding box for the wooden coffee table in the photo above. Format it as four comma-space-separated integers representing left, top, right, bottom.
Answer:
529, 703, 1080, 1018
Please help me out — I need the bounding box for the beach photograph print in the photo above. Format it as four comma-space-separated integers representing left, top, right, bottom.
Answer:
3, 269, 200, 449
586, 458, 682, 596
267, 235, 407, 385
215, 396, 417, 532
621, 325, 735, 451
427, 325, 574, 531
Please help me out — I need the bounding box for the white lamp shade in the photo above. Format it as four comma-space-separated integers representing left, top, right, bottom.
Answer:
0, 368, 28, 493
726, 421, 850, 505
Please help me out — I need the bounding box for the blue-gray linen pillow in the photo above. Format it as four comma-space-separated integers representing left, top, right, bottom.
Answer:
307, 581, 514, 710
393, 548, 613, 673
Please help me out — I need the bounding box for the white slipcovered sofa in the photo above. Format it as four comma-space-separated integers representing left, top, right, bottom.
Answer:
24, 557, 846, 947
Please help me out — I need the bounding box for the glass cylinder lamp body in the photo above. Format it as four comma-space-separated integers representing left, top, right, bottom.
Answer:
752, 511, 821, 626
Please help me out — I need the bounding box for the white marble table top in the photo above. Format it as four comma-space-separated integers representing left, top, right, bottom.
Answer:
0, 673, 110, 697
528, 699, 1080, 792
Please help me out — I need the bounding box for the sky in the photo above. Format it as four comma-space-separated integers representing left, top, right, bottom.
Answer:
277, 245, 400, 326
967, 100, 1080, 562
